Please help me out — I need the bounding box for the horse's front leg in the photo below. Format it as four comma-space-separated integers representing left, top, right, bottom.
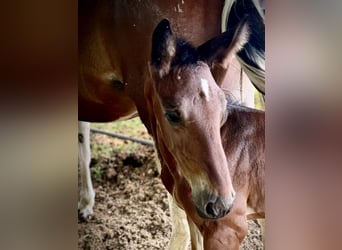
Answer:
203, 214, 248, 250
167, 193, 191, 250
156, 155, 191, 250
202, 192, 249, 250
188, 216, 204, 250
78, 121, 95, 218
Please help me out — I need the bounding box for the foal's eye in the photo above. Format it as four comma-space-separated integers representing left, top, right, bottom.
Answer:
165, 111, 182, 124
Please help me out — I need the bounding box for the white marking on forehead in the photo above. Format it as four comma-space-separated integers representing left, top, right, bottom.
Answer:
177, 3, 183, 12
200, 78, 210, 101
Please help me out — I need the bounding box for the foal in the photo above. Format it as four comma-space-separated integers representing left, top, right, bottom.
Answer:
147, 19, 264, 249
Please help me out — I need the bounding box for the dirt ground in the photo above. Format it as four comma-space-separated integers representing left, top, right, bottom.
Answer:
78, 131, 264, 250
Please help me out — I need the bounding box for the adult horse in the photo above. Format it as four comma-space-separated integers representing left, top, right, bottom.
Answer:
79, 0, 265, 249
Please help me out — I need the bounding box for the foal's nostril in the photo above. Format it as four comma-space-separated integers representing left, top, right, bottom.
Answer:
205, 201, 217, 217
204, 196, 233, 218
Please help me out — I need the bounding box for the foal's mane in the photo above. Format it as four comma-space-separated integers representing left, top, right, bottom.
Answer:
222, 89, 255, 112
222, 89, 241, 106
171, 38, 199, 67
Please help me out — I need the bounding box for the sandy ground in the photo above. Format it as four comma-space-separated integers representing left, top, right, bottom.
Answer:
78, 133, 264, 250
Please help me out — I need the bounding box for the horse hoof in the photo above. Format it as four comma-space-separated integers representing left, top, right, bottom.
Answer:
78, 207, 94, 221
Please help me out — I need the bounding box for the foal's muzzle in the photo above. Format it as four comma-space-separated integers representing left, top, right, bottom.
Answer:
195, 192, 235, 219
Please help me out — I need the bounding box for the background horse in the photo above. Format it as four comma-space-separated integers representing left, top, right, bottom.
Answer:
78, 0, 265, 249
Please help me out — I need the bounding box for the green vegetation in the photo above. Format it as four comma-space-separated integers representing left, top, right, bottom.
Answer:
91, 117, 148, 138
90, 117, 151, 156
90, 165, 105, 182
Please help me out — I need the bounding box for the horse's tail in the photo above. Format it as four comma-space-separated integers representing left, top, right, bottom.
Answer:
221, 0, 265, 95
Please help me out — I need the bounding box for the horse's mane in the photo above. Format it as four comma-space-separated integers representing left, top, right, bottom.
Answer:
222, 89, 240, 105
222, 88, 258, 112
222, 0, 265, 95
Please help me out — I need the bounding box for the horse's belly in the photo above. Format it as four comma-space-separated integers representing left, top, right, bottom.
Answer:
78, 72, 137, 122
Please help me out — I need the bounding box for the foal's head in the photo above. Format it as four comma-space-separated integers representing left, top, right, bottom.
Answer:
148, 19, 249, 219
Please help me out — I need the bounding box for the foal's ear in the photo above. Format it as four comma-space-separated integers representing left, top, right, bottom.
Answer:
197, 17, 250, 70
151, 19, 176, 78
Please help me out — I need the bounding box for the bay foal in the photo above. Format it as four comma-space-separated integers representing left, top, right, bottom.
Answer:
146, 19, 264, 249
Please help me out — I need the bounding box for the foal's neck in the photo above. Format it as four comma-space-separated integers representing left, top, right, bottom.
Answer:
220, 102, 265, 156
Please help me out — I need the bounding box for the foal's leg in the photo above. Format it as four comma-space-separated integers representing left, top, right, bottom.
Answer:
188, 217, 203, 250
155, 154, 191, 249
203, 214, 248, 250
203, 192, 249, 250
78, 121, 95, 218
167, 194, 191, 250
